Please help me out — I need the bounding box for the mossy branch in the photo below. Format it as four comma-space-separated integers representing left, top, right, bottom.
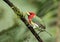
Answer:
3, 0, 43, 42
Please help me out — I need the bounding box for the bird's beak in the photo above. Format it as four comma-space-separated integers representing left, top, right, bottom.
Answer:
26, 12, 30, 15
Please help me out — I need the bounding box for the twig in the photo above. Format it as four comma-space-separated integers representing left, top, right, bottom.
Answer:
3, 0, 43, 42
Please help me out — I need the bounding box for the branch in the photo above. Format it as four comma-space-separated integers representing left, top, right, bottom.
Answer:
3, 0, 43, 42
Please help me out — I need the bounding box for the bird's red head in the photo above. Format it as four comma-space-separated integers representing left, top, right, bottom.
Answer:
28, 12, 36, 23
29, 12, 36, 18
29, 12, 35, 16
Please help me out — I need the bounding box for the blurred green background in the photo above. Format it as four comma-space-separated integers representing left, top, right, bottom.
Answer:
0, 0, 58, 42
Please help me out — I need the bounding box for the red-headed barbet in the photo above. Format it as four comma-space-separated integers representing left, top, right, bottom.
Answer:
27, 12, 52, 36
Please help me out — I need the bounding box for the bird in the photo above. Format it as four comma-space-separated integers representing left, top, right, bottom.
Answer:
26, 12, 52, 36
26, 12, 45, 29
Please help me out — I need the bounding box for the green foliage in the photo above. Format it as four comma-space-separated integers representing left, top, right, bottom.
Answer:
0, 0, 58, 42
